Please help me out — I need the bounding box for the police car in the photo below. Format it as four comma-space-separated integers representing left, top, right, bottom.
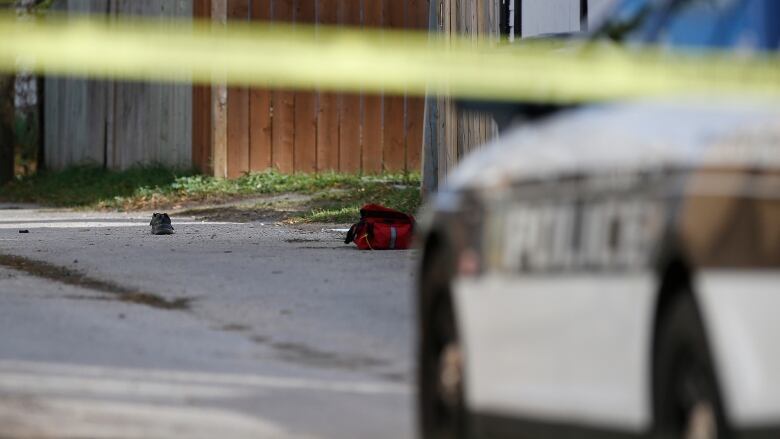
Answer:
416, 1, 780, 438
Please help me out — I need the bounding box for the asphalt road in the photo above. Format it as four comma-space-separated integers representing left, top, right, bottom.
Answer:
0, 206, 417, 439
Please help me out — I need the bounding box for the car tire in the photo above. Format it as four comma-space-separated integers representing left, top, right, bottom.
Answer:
653, 293, 731, 439
418, 244, 468, 439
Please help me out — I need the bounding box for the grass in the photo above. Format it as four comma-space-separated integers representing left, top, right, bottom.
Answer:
0, 165, 422, 223
0, 166, 184, 208
299, 179, 421, 223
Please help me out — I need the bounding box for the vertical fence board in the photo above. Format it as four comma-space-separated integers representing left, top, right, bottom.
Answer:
383, 0, 407, 172
249, 87, 273, 171
338, 0, 363, 172
437, 0, 449, 184
316, 0, 341, 171
148, 80, 161, 165
176, 80, 194, 169
362, 0, 384, 173
270, 0, 296, 172
113, 81, 136, 169
174, 0, 193, 168
405, 98, 423, 172
226, 83, 250, 177
114, 1, 138, 168
193, 0, 213, 173
227, 0, 251, 177
83, 3, 108, 167
105, 0, 116, 168
155, 1, 168, 165
271, 93, 295, 172
475, 0, 485, 158
405, 0, 426, 172
467, 0, 479, 160
192, 81, 212, 172
447, 0, 458, 173
249, 0, 273, 171
293, 0, 318, 172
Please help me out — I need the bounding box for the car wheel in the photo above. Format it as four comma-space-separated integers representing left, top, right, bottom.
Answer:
419, 245, 467, 439
653, 293, 731, 439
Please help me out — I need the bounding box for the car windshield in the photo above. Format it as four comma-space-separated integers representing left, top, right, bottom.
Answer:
592, 0, 665, 44
593, 0, 779, 51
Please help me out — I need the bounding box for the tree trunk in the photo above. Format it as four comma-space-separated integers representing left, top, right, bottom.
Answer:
0, 75, 14, 185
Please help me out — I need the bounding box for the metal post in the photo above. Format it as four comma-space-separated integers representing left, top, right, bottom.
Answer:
580, 0, 588, 32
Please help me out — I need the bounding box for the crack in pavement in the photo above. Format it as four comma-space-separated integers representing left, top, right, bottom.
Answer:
0, 254, 192, 311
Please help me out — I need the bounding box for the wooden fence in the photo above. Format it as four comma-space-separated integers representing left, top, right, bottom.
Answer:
44, 0, 503, 184
422, 0, 500, 193
421, 0, 604, 192
194, 0, 429, 178
45, 0, 193, 171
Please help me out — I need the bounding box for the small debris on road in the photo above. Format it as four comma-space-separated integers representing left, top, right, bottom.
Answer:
18, 230, 29, 234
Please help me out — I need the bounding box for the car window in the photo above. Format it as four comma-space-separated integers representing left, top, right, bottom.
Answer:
707, 0, 779, 50
592, 0, 668, 44
656, 0, 748, 49
596, 0, 779, 51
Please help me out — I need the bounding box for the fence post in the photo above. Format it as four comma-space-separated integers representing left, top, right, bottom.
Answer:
421, 0, 500, 195
421, 0, 440, 197
211, 0, 229, 178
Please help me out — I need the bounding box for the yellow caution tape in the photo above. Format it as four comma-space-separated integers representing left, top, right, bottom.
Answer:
1, 12, 780, 103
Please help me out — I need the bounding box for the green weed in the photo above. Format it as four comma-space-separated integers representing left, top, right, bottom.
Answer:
0, 166, 422, 222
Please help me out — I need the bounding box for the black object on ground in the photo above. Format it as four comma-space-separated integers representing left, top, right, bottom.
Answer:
150, 213, 175, 235
18, 230, 29, 234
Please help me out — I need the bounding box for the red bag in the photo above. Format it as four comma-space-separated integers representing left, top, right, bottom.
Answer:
344, 204, 415, 250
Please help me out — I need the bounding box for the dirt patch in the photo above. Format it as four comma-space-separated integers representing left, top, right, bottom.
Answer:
61, 294, 114, 302
176, 193, 318, 223
271, 341, 390, 370
0, 254, 192, 311
249, 335, 390, 371
173, 190, 369, 224
221, 323, 251, 332
379, 372, 408, 383
178, 206, 297, 223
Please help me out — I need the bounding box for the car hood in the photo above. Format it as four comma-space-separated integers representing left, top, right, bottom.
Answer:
446, 100, 780, 191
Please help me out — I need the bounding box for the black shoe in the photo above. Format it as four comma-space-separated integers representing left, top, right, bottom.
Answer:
150, 213, 174, 235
